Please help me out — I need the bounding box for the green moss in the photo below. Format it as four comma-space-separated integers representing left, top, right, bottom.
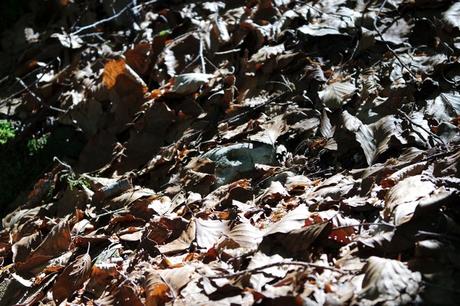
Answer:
64, 173, 90, 191
0, 125, 85, 217
0, 120, 15, 145
158, 29, 172, 37
27, 133, 50, 154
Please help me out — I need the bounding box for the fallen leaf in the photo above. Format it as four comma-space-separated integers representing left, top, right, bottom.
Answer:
196, 218, 227, 249
356, 256, 422, 305
52, 254, 92, 303
158, 220, 196, 255
146, 273, 171, 306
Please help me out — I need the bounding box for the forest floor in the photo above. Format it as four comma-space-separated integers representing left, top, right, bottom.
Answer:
0, 0, 459, 305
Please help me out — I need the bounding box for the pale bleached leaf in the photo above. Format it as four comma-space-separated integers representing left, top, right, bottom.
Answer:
195, 218, 227, 249
357, 256, 422, 305
319, 82, 357, 109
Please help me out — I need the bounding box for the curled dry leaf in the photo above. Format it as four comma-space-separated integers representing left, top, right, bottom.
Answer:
261, 221, 332, 257
258, 181, 290, 205
12, 232, 41, 263
341, 111, 376, 166
227, 221, 263, 249
248, 115, 287, 145
2, 1, 460, 305
380, 162, 427, 188
264, 204, 310, 235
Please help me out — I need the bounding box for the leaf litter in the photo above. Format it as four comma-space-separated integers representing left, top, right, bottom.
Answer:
0, 0, 460, 305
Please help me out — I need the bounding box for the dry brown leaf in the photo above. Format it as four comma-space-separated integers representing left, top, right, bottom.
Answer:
261, 221, 332, 257
158, 220, 196, 255
12, 232, 41, 263
116, 285, 144, 306
86, 264, 119, 295
52, 254, 92, 303
264, 204, 310, 235
384, 175, 436, 225
380, 162, 428, 188
16, 221, 71, 274
125, 42, 152, 76
258, 181, 290, 205
103, 59, 126, 89
159, 265, 196, 296
146, 273, 171, 306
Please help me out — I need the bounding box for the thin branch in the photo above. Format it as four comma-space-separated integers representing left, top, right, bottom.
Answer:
219, 92, 287, 125
132, 0, 159, 13
373, 0, 417, 80
94, 207, 129, 219
415, 230, 460, 243
73, 2, 132, 35
333, 222, 395, 231
0, 75, 9, 86
204, 56, 219, 71
204, 261, 347, 279
15, 77, 66, 113
397, 109, 446, 147
53, 156, 73, 172
214, 48, 241, 55
199, 37, 206, 74
72, 0, 159, 35
0, 60, 55, 105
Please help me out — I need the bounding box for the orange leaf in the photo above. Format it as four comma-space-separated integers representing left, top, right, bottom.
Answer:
103, 59, 126, 89
149, 88, 164, 99
146, 281, 171, 306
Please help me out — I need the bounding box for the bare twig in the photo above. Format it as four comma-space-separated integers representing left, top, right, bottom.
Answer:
333, 222, 395, 231
219, 92, 287, 125
71, 5, 132, 35
132, 0, 159, 13
0, 75, 9, 86
53, 156, 73, 172
72, 0, 159, 35
397, 109, 446, 147
199, 37, 206, 74
0, 60, 55, 105
373, 0, 417, 80
204, 261, 346, 279
305, 3, 353, 21
15, 77, 66, 113
214, 48, 241, 55
416, 230, 460, 243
